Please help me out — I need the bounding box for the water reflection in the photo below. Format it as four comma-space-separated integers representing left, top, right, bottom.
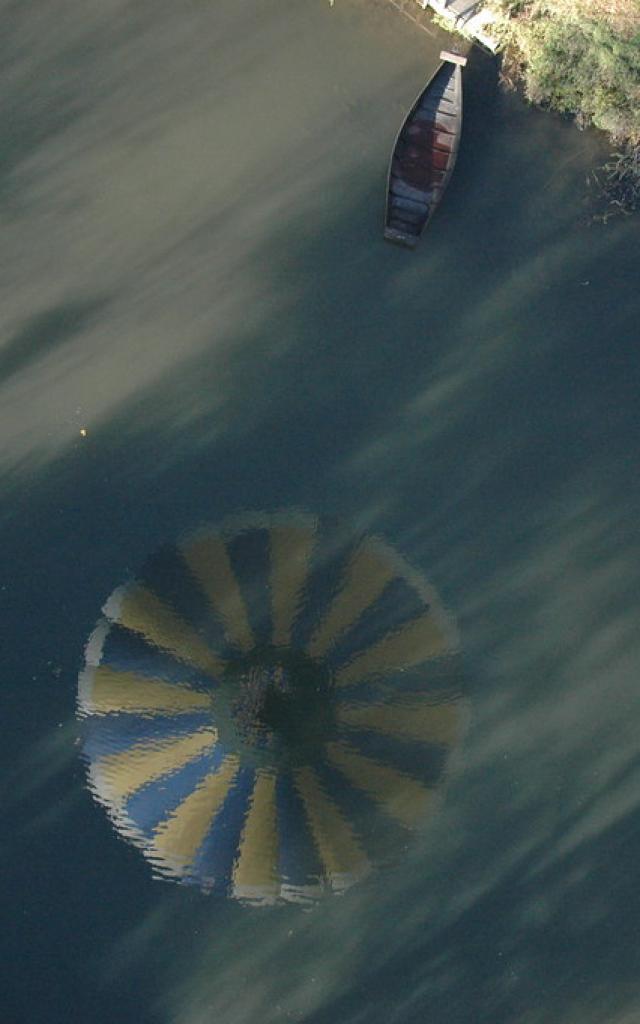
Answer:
3, 1, 638, 1020
78, 511, 463, 903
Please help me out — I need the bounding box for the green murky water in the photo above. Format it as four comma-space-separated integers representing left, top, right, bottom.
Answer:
2, 1, 639, 1022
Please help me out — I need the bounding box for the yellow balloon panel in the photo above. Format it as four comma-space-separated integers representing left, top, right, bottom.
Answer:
335, 610, 447, 686
91, 728, 218, 805
336, 700, 460, 747
326, 741, 434, 829
307, 544, 396, 659
107, 584, 226, 678
150, 756, 240, 875
181, 534, 254, 652
81, 666, 212, 717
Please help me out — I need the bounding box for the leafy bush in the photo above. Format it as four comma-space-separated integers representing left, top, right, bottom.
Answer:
490, 0, 640, 143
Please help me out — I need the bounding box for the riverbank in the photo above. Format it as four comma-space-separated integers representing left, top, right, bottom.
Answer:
419, 0, 499, 52
390, 0, 640, 215
489, 0, 640, 215
490, 0, 639, 141
386, 0, 499, 51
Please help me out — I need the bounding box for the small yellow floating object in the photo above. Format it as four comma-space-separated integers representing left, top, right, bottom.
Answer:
80, 428, 88, 437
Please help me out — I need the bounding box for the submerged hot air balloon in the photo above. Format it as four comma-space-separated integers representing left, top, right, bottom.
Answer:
78, 512, 464, 903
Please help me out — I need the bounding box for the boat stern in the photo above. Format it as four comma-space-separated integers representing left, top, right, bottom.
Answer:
383, 227, 419, 249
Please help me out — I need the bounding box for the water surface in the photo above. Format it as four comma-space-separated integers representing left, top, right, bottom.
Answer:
2, 1, 639, 1022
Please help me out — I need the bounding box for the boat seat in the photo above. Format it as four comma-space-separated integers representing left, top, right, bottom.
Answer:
390, 176, 431, 203
430, 150, 451, 171
388, 216, 423, 236
432, 134, 455, 151
413, 111, 456, 132
419, 95, 455, 112
396, 171, 432, 191
405, 124, 437, 148
426, 111, 457, 127
390, 197, 428, 223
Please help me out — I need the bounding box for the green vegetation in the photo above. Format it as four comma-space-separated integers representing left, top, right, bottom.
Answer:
489, 0, 640, 212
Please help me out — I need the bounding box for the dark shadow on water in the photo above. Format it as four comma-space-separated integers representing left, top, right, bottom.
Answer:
0, 298, 109, 384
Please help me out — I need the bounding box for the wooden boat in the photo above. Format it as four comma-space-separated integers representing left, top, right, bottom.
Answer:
384, 51, 467, 249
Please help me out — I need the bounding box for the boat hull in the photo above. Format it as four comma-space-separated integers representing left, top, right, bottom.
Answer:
384, 53, 466, 248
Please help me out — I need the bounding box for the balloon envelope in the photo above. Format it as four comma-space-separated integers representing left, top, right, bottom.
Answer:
78, 513, 464, 903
